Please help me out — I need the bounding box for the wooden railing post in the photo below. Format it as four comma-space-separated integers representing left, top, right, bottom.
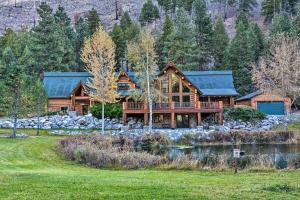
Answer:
219, 101, 224, 109
170, 101, 175, 110
198, 101, 201, 109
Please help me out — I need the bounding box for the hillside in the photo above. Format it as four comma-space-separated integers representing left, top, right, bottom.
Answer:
0, 0, 266, 37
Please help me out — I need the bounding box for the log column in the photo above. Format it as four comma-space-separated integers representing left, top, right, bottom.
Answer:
144, 113, 149, 125
171, 112, 175, 129
197, 113, 202, 125
122, 113, 127, 125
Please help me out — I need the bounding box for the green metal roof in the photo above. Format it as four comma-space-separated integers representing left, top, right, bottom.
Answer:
43, 72, 90, 98
182, 71, 238, 96
43, 70, 238, 98
235, 91, 262, 101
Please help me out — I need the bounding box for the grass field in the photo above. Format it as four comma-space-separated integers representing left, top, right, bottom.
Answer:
0, 136, 299, 199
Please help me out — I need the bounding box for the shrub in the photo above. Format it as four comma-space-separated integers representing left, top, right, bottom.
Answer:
91, 103, 122, 119
57, 135, 167, 169
223, 107, 266, 122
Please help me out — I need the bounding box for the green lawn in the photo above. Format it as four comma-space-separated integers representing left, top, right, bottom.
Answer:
0, 136, 299, 199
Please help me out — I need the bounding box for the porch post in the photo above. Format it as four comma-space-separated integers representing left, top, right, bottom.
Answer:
144, 113, 149, 125
122, 113, 127, 125
197, 113, 202, 125
219, 112, 223, 125
230, 97, 234, 107
171, 112, 175, 129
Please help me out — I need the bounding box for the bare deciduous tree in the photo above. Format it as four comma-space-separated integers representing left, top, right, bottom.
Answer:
127, 30, 158, 132
252, 35, 300, 107
81, 26, 119, 135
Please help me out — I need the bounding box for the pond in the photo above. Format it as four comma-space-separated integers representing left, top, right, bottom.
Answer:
168, 144, 300, 164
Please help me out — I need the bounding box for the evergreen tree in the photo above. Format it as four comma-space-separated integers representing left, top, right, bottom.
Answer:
227, 20, 253, 95
238, 0, 257, 12
235, 11, 249, 29
155, 15, 174, 69
157, 0, 173, 14
54, 6, 76, 69
271, 12, 292, 36
164, 7, 199, 70
139, 0, 160, 26
19, 46, 36, 76
87, 8, 101, 35
211, 16, 229, 70
262, 0, 281, 22
30, 2, 68, 75
120, 11, 132, 30
110, 24, 126, 71
0, 48, 31, 137
293, 7, 300, 37
192, 0, 213, 69
262, 0, 298, 21
246, 23, 265, 62
0, 28, 17, 58
75, 17, 89, 71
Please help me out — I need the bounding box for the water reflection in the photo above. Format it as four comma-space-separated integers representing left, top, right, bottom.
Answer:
168, 144, 300, 162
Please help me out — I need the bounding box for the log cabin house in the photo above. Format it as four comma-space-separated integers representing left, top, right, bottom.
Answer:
43, 63, 238, 128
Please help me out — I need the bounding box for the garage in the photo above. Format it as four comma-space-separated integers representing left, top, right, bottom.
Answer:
257, 101, 285, 115
235, 91, 291, 115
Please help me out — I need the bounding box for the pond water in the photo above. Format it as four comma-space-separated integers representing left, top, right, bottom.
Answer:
167, 144, 300, 163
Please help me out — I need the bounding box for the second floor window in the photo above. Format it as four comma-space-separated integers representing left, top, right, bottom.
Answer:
118, 83, 130, 91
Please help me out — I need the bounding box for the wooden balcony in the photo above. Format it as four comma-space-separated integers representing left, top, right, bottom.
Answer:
123, 101, 223, 114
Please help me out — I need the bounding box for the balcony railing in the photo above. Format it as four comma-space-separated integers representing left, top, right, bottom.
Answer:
201, 102, 220, 109
124, 101, 223, 111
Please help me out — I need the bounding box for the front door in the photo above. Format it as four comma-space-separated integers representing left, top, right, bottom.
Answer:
82, 105, 89, 115
176, 114, 189, 128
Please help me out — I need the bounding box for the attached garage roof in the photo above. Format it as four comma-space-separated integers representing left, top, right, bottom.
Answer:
235, 91, 263, 102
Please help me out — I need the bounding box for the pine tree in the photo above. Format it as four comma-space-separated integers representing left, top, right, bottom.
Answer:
30, 2, 68, 75
238, 0, 257, 12
54, 6, 77, 69
0, 28, 17, 58
120, 11, 132, 30
164, 7, 199, 70
0, 48, 31, 137
139, 0, 160, 26
227, 20, 253, 95
110, 24, 126, 71
271, 12, 292, 37
262, 0, 298, 22
293, 7, 300, 37
262, 0, 281, 22
246, 23, 265, 62
157, 0, 172, 14
19, 46, 36, 76
155, 15, 174, 69
75, 17, 89, 71
192, 0, 213, 69
87, 8, 101, 36
236, 11, 249, 29
211, 16, 229, 70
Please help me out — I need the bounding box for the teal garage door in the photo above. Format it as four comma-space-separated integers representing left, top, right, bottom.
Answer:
257, 101, 285, 115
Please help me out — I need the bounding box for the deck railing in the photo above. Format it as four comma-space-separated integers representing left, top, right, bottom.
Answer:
124, 101, 223, 111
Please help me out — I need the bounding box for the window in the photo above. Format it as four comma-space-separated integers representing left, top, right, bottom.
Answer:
161, 76, 169, 93
182, 84, 190, 93
172, 96, 180, 102
183, 95, 190, 102
171, 74, 179, 93
60, 106, 68, 113
118, 83, 130, 91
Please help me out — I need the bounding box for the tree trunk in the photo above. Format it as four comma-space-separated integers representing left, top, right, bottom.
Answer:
12, 116, 17, 138
37, 114, 40, 136
146, 46, 152, 133
102, 100, 105, 135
